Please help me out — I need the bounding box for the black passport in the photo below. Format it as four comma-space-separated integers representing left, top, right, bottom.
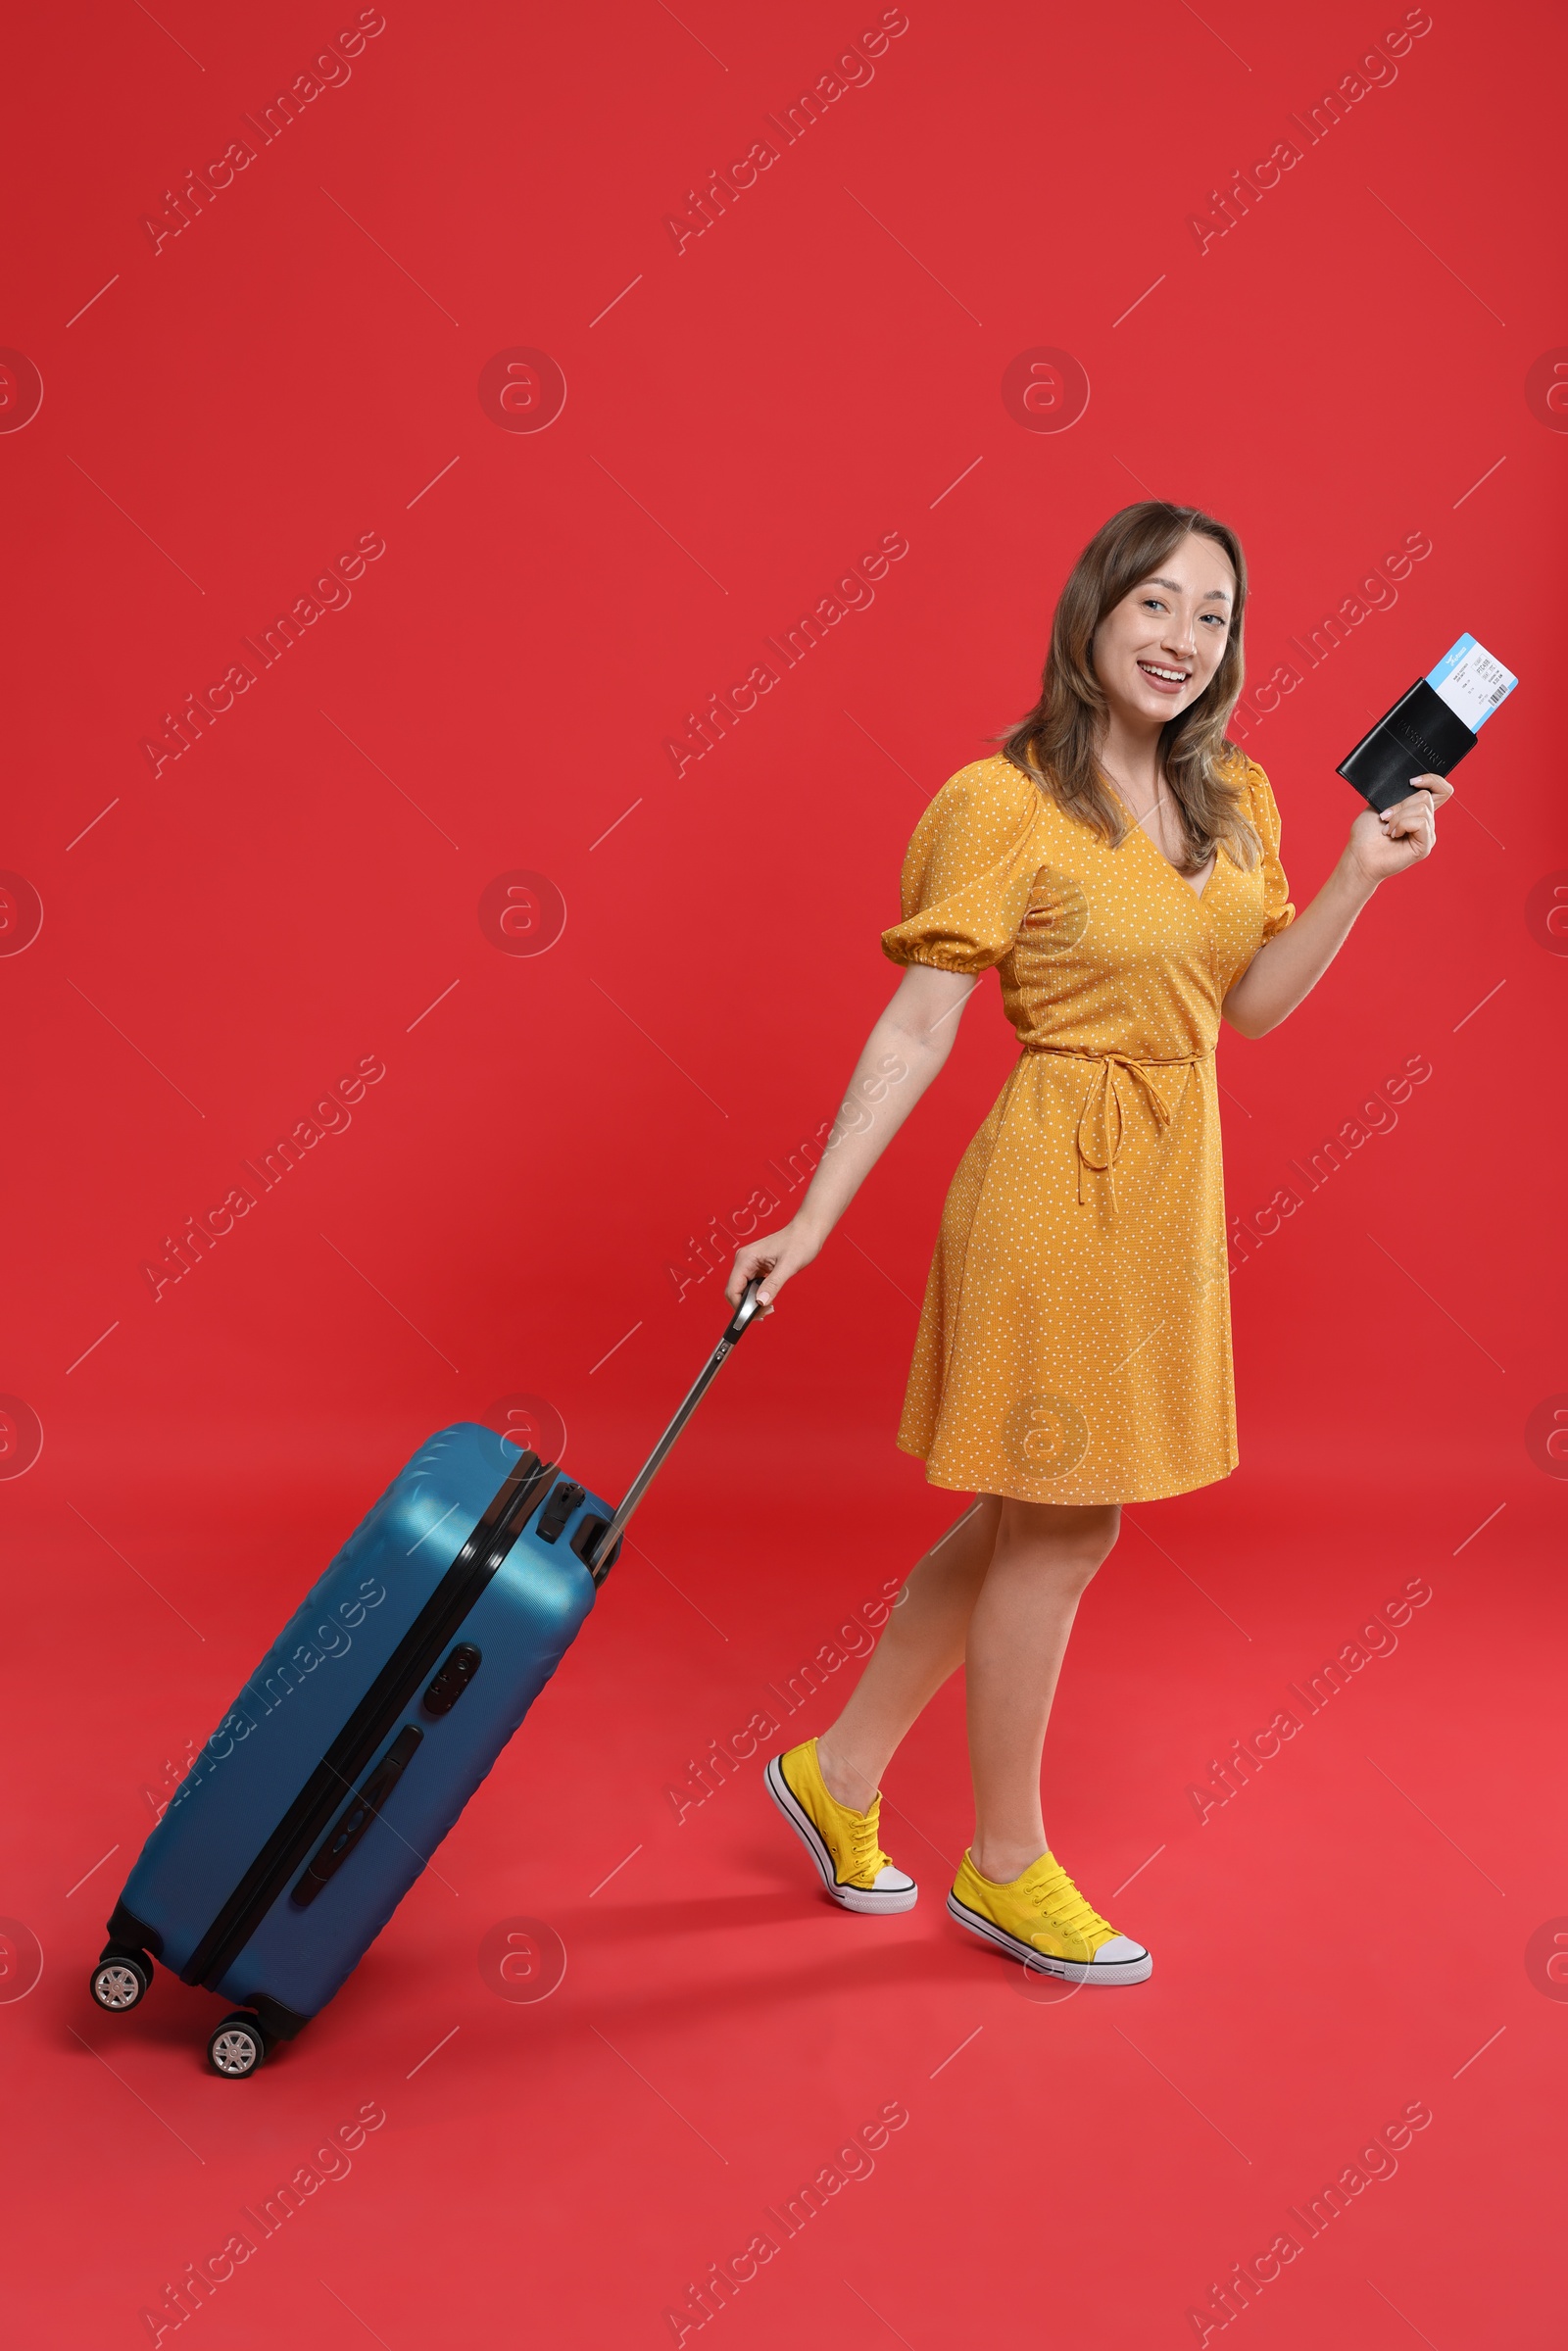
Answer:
1336, 679, 1478, 814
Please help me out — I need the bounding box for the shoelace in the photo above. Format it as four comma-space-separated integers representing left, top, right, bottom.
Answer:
846, 1809, 891, 1885
1024, 1856, 1112, 1951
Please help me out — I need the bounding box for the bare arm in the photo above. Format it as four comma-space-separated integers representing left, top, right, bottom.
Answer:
723, 962, 980, 1313
1223, 775, 1452, 1039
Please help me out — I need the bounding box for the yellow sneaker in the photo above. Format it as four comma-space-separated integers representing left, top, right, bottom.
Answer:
764, 1739, 917, 1914
948, 1848, 1152, 1984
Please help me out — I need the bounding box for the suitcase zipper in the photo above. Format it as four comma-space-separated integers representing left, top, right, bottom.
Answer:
180, 1448, 561, 1991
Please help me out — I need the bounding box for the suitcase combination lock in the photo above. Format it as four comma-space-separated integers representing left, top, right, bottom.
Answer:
421, 1641, 482, 1717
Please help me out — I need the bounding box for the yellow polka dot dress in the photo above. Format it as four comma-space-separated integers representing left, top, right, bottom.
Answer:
881, 753, 1296, 1505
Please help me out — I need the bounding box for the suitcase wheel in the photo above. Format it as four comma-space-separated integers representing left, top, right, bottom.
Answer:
208, 2014, 269, 2078
89, 1946, 152, 2013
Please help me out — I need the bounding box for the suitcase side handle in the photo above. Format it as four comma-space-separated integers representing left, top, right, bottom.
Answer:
289, 1723, 424, 1910
582, 1279, 764, 1578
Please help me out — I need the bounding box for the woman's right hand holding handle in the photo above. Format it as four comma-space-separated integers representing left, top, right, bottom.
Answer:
724, 1220, 822, 1316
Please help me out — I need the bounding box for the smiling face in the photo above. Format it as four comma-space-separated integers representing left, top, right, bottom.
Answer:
1090, 530, 1236, 730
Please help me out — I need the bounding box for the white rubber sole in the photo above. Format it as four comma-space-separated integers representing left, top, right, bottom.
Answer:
946, 1889, 1152, 1984
764, 1754, 918, 1914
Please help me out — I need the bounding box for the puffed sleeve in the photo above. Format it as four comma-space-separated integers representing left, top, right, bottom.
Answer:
1246, 759, 1296, 944
881, 760, 1040, 972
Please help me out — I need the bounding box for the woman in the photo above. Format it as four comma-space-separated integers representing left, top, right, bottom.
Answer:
726, 502, 1448, 1984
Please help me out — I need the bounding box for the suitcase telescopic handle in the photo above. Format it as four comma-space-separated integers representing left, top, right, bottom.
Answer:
584, 1278, 765, 1574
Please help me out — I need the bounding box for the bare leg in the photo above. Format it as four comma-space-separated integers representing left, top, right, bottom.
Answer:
816, 1497, 1003, 1811
966, 1498, 1120, 1884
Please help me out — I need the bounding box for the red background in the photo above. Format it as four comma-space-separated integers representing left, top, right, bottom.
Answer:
2, 0, 1565, 2343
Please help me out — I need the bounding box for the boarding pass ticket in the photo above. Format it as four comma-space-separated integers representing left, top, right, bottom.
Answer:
1426, 634, 1518, 732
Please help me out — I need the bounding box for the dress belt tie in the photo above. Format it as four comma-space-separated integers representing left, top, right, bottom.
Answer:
1020, 1044, 1209, 1217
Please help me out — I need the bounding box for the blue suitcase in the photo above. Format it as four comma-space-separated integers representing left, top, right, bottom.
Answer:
89, 1284, 762, 2075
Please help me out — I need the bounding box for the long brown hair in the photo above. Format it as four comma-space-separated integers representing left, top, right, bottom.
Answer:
1000, 501, 1258, 874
